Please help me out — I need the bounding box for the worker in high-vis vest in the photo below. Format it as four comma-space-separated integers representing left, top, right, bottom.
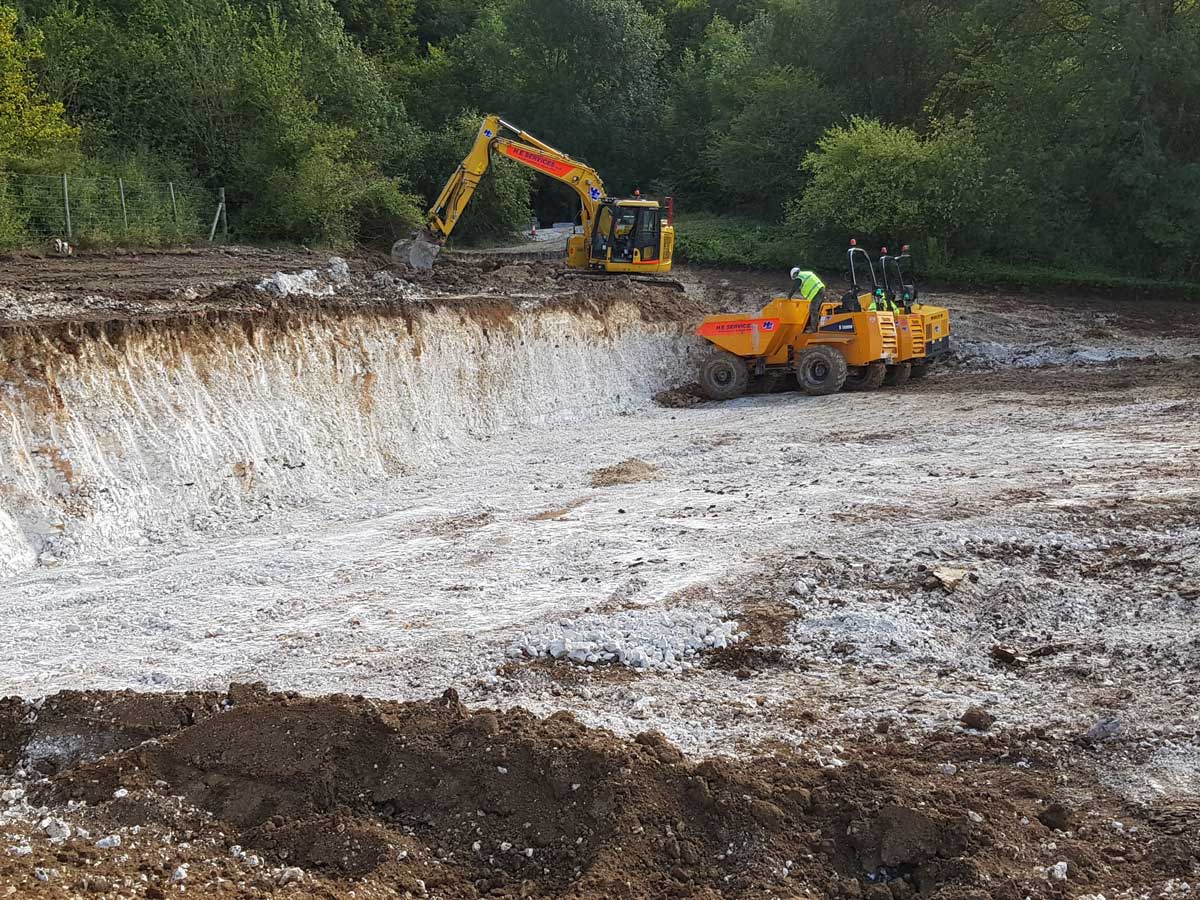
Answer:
789, 267, 826, 332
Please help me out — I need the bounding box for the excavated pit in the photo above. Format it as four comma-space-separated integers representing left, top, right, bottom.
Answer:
4, 250, 1200, 899
0, 258, 709, 575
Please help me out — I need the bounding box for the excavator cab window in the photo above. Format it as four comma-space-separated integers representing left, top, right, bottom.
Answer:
595, 202, 662, 265
633, 207, 661, 262
591, 206, 616, 260
613, 209, 638, 263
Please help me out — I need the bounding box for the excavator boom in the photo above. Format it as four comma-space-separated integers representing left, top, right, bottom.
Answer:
396, 115, 608, 270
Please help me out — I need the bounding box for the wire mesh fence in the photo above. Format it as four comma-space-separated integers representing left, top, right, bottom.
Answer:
0, 172, 225, 247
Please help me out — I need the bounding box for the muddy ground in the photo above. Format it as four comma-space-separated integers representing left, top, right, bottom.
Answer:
1, 249, 1199, 898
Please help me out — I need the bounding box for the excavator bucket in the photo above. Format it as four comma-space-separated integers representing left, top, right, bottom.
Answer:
391, 232, 442, 271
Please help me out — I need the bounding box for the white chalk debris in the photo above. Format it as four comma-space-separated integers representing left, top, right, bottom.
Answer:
956, 339, 1149, 371
258, 257, 353, 298
508, 606, 740, 672
39, 817, 71, 842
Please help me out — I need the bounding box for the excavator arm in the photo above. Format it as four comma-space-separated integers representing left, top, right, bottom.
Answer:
396, 115, 608, 270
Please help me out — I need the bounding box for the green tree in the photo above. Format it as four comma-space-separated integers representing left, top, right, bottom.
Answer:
931, 0, 1200, 273
412, 0, 482, 49
706, 65, 841, 210
414, 110, 533, 242
334, 0, 416, 59
30, 0, 425, 243
411, 0, 667, 193
791, 117, 1021, 263
0, 5, 77, 160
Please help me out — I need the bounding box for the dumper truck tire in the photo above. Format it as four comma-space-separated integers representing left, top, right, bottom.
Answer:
844, 361, 887, 391
884, 362, 912, 387
795, 346, 847, 396
699, 351, 750, 400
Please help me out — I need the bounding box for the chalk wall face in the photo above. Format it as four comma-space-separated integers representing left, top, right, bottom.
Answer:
0, 300, 703, 576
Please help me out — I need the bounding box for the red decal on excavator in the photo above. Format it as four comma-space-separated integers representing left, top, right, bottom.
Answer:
502, 145, 574, 177
697, 318, 781, 337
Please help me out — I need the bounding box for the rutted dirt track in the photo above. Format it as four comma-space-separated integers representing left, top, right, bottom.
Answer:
1, 249, 1199, 898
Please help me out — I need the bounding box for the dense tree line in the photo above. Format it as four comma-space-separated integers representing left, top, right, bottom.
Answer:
1, 0, 1197, 277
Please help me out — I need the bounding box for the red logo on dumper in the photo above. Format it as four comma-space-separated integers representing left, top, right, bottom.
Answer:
697, 318, 782, 337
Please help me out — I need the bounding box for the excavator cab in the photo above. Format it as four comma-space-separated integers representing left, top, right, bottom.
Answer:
586, 199, 671, 272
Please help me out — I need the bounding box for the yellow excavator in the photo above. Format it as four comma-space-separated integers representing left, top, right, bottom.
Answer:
394, 115, 675, 276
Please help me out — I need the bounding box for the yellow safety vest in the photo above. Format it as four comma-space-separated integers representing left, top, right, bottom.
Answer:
793, 270, 825, 303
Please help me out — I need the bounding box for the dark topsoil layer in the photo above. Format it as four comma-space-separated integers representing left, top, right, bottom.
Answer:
0, 249, 707, 329
1, 686, 1195, 899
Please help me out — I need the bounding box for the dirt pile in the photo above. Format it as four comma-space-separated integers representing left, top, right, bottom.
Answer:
588, 458, 660, 487
2, 687, 1191, 899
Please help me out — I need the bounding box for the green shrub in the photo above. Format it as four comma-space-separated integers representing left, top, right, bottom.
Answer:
349, 178, 425, 250
673, 213, 796, 270
0, 178, 27, 247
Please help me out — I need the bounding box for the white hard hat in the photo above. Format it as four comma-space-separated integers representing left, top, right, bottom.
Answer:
790, 267, 802, 280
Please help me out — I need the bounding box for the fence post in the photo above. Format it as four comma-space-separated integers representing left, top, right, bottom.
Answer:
168, 182, 179, 236
219, 187, 228, 242
208, 189, 224, 242
62, 174, 72, 242
118, 178, 129, 235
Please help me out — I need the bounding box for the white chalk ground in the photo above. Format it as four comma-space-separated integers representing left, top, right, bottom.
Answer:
2, 282, 1199, 813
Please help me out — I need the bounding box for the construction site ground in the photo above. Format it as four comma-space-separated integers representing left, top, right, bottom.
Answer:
1, 248, 1198, 899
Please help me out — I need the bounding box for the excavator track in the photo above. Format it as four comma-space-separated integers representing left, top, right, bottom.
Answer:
440, 244, 686, 291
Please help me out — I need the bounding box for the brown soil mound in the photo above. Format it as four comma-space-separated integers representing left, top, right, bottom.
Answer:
589, 459, 660, 487
1, 686, 1190, 899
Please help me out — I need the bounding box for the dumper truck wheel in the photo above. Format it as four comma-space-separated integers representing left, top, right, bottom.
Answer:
844, 361, 887, 391
699, 351, 750, 400
795, 346, 847, 396
884, 362, 912, 387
